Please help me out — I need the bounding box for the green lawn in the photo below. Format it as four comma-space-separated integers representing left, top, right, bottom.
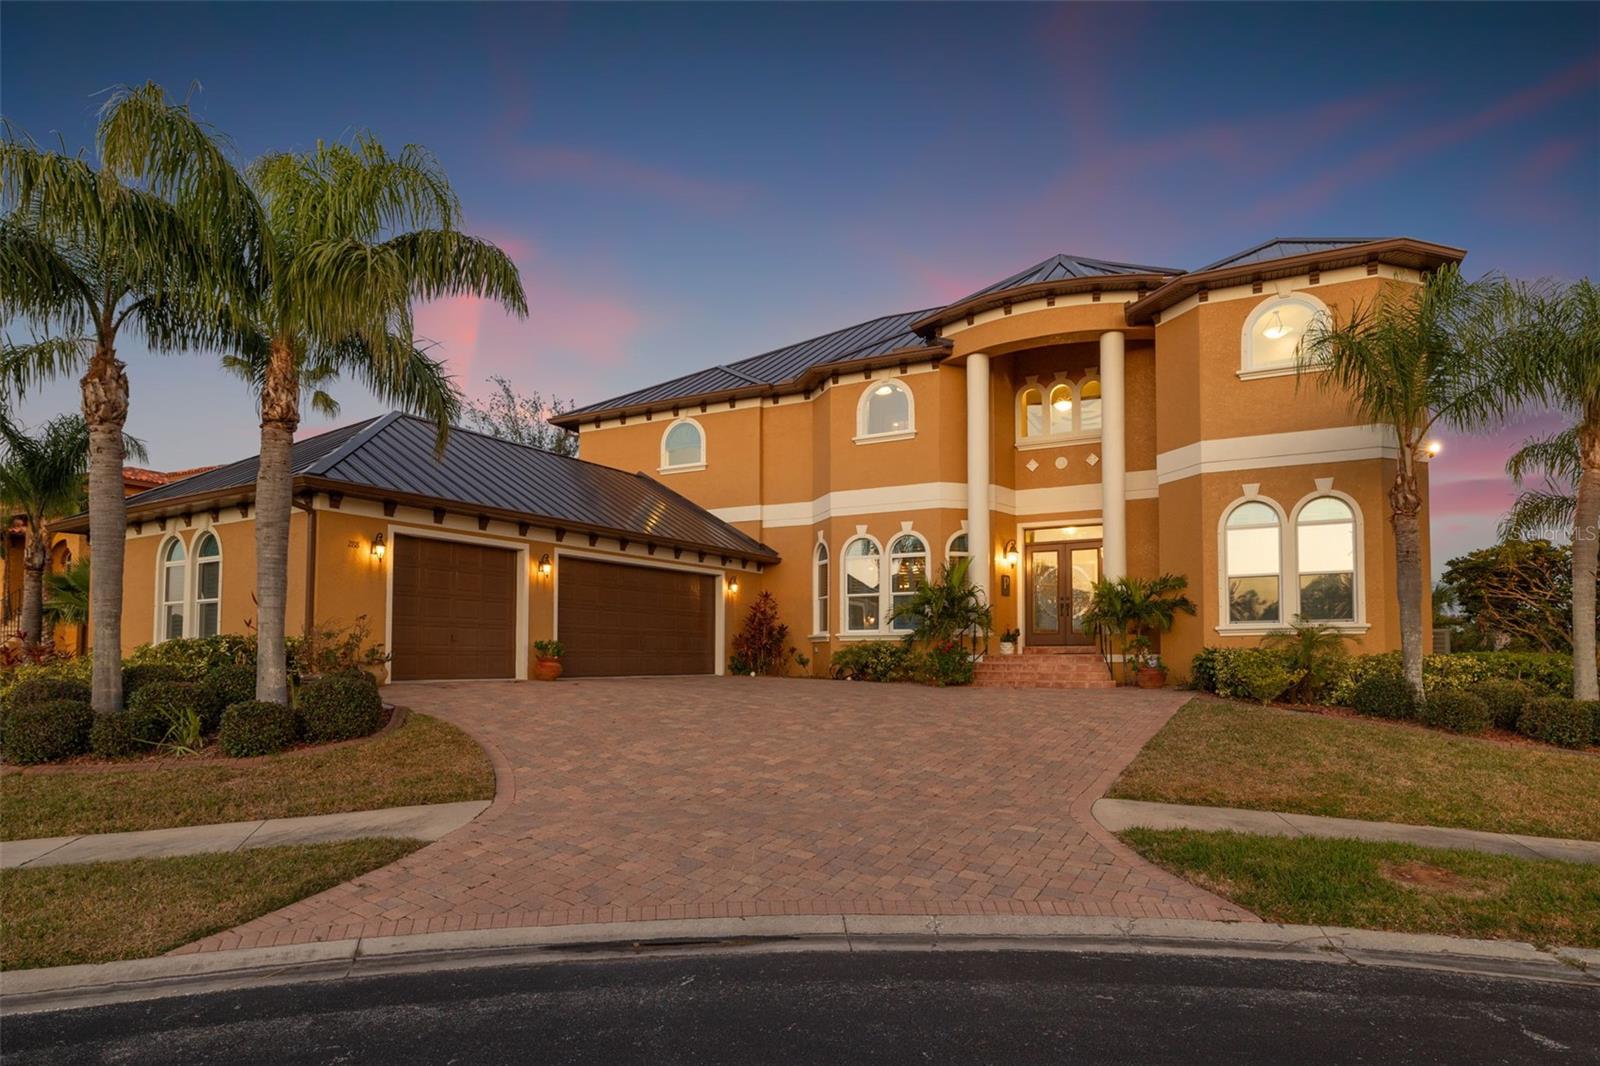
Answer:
1122, 829, 1600, 949
1, 713, 494, 840
0, 838, 421, 970
1109, 700, 1600, 841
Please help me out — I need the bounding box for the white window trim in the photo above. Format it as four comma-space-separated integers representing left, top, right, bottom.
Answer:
1015, 371, 1103, 447
1214, 489, 1371, 635
886, 530, 930, 635
155, 533, 188, 643
811, 537, 830, 639
193, 532, 222, 639
853, 379, 916, 444
838, 532, 887, 636
1288, 489, 1367, 630
945, 522, 970, 568
1239, 293, 1331, 379
1216, 495, 1288, 634
658, 416, 707, 474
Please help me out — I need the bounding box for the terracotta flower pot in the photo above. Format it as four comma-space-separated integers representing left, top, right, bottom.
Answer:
534, 658, 564, 682
1135, 666, 1167, 689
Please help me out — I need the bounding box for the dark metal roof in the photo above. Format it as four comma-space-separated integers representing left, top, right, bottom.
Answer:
557, 307, 940, 422
944, 253, 1185, 308
108, 412, 777, 560
1195, 238, 1385, 273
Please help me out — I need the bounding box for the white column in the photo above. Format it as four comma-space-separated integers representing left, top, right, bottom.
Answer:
1099, 330, 1127, 580
965, 352, 992, 601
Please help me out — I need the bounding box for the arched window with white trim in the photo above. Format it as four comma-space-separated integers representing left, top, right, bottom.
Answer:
1048, 384, 1074, 435
842, 537, 882, 632
857, 380, 913, 440
888, 533, 928, 631
1019, 387, 1046, 439
159, 537, 187, 641
1223, 501, 1282, 623
813, 541, 830, 635
660, 418, 705, 470
1295, 497, 1356, 622
1242, 294, 1327, 375
1078, 378, 1102, 433
194, 533, 222, 638
946, 530, 969, 566
1015, 376, 1102, 443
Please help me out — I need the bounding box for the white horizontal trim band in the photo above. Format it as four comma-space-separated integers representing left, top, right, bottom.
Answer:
1155, 425, 1398, 485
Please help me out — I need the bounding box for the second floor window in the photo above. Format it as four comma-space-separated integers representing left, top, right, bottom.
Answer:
1017, 377, 1101, 444
660, 419, 705, 470
857, 380, 913, 440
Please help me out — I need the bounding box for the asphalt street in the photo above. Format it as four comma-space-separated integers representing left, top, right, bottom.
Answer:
4, 948, 1596, 1064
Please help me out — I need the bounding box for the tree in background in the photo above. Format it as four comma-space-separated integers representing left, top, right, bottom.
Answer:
1438, 540, 1589, 652
43, 558, 91, 655
1300, 266, 1506, 702
1, 83, 258, 711
463, 375, 577, 456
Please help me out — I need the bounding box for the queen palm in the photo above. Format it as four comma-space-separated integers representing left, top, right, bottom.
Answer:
1, 83, 257, 710
243, 136, 526, 702
1300, 266, 1504, 700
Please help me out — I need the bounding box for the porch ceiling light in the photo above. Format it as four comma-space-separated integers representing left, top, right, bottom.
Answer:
1053, 397, 1072, 413
370, 532, 386, 559
874, 383, 895, 396
1261, 311, 1292, 340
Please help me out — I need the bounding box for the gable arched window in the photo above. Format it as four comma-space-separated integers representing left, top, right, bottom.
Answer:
1015, 376, 1102, 444
888, 533, 929, 631
159, 537, 187, 641
1295, 496, 1357, 622
842, 536, 883, 632
1242, 294, 1328, 377
1048, 384, 1074, 435
813, 541, 830, 635
1078, 378, 1102, 433
946, 530, 969, 565
660, 418, 705, 471
857, 380, 914, 441
1223, 500, 1283, 624
1019, 387, 1046, 439
194, 533, 222, 638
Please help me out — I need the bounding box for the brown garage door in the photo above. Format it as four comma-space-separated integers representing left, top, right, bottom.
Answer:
558, 558, 716, 677
391, 535, 517, 680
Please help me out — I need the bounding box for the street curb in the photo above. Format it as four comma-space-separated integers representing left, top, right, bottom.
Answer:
3, 915, 1595, 1014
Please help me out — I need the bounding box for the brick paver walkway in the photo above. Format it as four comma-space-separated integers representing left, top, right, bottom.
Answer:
175, 678, 1252, 954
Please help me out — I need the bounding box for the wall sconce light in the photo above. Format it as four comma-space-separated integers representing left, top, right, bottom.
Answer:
727, 576, 740, 595
537, 553, 552, 577
370, 532, 386, 560
1424, 440, 1442, 459
1003, 539, 1019, 568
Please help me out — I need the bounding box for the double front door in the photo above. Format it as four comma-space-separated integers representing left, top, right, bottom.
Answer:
1025, 538, 1102, 646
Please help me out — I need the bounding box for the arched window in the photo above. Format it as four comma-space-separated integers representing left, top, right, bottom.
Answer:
1078, 378, 1102, 433
1048, 384, 1074, 435
842, 537, 882, 632
858, 380, 913, 439
1019, 387, 1046, 439
660, 419, 705, 470
946, 531, 969, 564
194, 533, 222, 638
813, 542, 830, 635
1295, 497, 1356, 622
888, 533, 928, 631
159, 537, 187, 641
1223, 501, 1282, 623
1242, 294, 1327, 375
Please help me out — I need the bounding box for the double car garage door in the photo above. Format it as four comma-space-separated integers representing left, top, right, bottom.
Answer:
390, 535, 716, 680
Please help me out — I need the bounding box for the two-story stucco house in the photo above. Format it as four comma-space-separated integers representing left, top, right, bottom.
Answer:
78, 236, 1453, 682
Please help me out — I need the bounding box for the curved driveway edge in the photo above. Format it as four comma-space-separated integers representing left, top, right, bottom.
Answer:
175, 677, 1252, 956
6, 916, 1597, 1015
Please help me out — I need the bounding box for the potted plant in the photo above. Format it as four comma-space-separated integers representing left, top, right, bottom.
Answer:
1127, 636, 1167, 688
533, 639, 564, 681
1080, 574, 1196, 686
999, 628, 1020, 655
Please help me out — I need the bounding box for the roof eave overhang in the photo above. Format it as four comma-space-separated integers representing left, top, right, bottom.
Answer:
1124, 239, 1467, 324
910, 275, 1175, 338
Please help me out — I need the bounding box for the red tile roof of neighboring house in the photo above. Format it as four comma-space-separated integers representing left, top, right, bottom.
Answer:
123, 465, 218, 491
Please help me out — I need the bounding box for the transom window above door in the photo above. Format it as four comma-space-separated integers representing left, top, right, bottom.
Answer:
1024, 524, 1103, 543
1016, 376, 1102, 445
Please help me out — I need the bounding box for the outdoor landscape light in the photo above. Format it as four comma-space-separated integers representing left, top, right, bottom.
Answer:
538, 552, 552, 576
370, 532, 386, 559
1261, 310, 1292, 340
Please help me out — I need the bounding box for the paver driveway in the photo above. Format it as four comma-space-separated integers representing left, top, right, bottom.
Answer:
177, 678, 1251, 954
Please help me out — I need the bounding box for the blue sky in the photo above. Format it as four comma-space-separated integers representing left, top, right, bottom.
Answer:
3, 2, 1597, 569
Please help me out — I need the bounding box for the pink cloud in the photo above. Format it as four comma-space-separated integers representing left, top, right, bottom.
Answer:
499, 144, 754, 214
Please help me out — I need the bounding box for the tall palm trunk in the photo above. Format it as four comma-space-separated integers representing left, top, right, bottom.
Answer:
82, 342, 129, 714
19, 519, 47, 646
1573, 419, 1600, 700
1389, 455, 1426, 701
254, 338, 299, 704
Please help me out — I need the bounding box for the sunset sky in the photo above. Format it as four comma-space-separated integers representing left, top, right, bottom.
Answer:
3, 2, 1596, 573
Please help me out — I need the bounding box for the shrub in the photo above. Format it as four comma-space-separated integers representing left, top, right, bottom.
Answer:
1189, 647, 1223, 693
122, 663, 186, 698
1476, 679, 1532, 732
127, 679, 222, 750
1587, 700, 1600, 747
0, 698, 92, 764
921, 640, 975, 687
731, 592, 790, 676
124, 634, 259, 680
88, 709, 166, 759
1326, 650, 1575, 707
5, 676, 92, 711
201, 664, 258, 718
1261, 623, 1350, 704
219, 701, 299, 757
1418, 688, 1491, 735
1350, 674, 1416, 720
0, 656, 94, 704
297, 672, 386, 743
1212, 648, 1303, 704
828, 641, 918, 683
1517, 697, 1591, 749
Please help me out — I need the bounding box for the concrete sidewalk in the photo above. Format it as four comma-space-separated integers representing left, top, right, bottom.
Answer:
1093, 799, 1600, 865
0, 801, 490, 870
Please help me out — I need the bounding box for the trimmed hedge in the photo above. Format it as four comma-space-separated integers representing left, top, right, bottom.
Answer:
1351, 674, 1416, 720
121, 663, 185, 698
0, 698, 92, 764
298, 672, 385, 743
1212, 648, 1303, 704
88, 709, 165, 759
1517, 697, 1592, 749
200, 666, 258, 726
127, 679, 225, 735
5, 676, 92, 711
1327, 650, 1573, 706
219, 700, 299, 757
1418, 687, 1491, 735
1589, 700, 1600, 747
1476, 679, 1532, 732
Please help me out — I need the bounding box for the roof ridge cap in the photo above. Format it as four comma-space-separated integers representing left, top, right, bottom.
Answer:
301, 412, 403, 477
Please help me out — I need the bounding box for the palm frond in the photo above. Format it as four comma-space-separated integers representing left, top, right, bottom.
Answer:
313, 334, 461, 454
1501, 490, 1578, 541
0, 335, 95, 399
1507, 427, 1581, 487
382, 230, 527, 315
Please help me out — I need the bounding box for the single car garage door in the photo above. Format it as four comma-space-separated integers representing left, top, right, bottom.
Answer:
558, 558, 716, 677
391, 535, 517, 681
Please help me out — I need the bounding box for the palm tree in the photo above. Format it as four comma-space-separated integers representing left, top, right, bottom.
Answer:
1, 83, 259, 711
891, 557, 993, 651
1496, 279, 1600, 698
241, 136, 526, 702
1299, 266, 1505, 701
1080, 574, 1196, 684
0, 413, 144, 646
44, 558, 91, 655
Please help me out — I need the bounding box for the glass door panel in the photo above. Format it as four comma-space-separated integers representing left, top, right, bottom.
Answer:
1069, 548, 1100, 639
1031, 550, 1060, 635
